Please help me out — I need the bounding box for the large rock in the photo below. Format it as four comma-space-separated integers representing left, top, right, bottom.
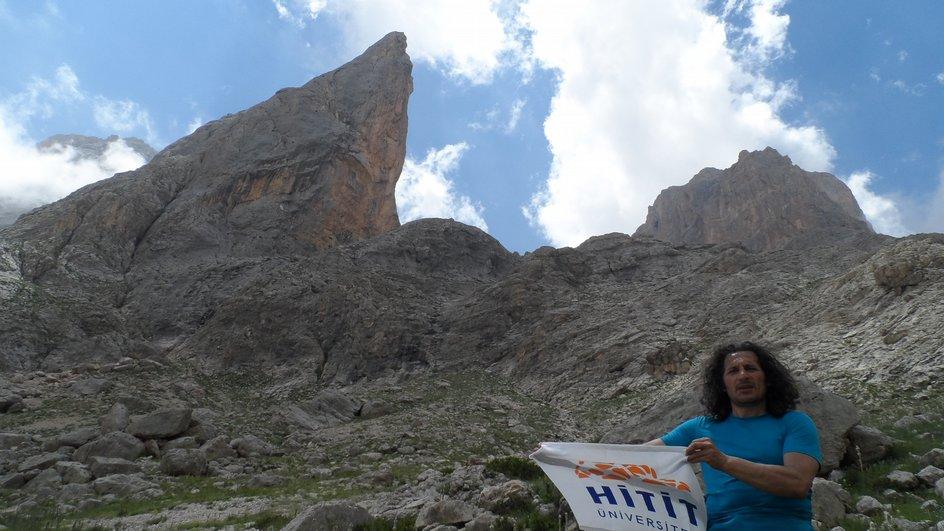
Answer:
55, 461, 91, 484
74, 431, 145, 463
918, 465, 944, 486
160, 448, 208, 476
17, 452, 65, 473
49, 426, 100, 449
479, 480, 532, 513
286, 390, 360, 430
23, 468, 61, 493
0, 394, 23, 413
885, 470, 920, 491
415, 499, 476, 528
920, 448, 944, 468
634, 147, 875, 251
99, 403, 130, 433
855, 495, 884, 516
811, 478, 850, 528
126, 408, 192, 439
231, 435, 276, 458
88, 456, 141, 478
200, 435, 237, 460
281, 502, 372, 531
843, 424, 895, 467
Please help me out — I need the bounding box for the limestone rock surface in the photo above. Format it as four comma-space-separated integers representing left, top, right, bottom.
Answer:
634, 147, 878, 251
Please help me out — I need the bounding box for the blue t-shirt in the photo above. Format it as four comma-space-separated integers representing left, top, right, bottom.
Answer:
661, 411, 822, 530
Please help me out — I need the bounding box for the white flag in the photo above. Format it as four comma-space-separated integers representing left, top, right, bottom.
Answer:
531, 442, 707, 531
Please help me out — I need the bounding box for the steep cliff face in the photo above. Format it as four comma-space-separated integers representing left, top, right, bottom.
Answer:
0, 32, 413, 370
634, 147, 877, 251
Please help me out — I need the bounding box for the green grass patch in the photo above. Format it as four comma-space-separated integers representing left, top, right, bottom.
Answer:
485, 456, 543, 481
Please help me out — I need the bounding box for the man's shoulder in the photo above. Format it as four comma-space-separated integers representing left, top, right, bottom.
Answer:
780, 410, 818, 430
680, 415, 712, 428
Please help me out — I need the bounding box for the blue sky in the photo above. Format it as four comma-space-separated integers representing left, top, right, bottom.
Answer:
1, 1, 942, 252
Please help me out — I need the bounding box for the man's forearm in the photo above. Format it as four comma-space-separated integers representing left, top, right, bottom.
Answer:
717, 457, 810, 498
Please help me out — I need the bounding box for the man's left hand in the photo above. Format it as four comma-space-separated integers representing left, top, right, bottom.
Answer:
685, 437, 729, 470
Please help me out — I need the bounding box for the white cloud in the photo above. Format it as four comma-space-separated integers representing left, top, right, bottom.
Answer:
505, 98, 525, 133
275, 0, 521, 84
395, 143, 488, 231
468, 98, 526, 134
273, 0, 326, 28
0, 111, 146, 209
3, 64, 84, 122
519, 0, 835, 246
843, 171, 908, 237
936, 72, 944, 85
897, 50, 908, 62
92, 97, 156, 144
186, 116, 204, 135
0, 66, 149, 214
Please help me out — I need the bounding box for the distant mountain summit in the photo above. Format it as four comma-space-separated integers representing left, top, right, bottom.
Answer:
633, 147, 875, 251
37, 134, 157, 162
0, 135, 157, 227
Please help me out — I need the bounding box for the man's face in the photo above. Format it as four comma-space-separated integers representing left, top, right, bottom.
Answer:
723, 351, 766, 407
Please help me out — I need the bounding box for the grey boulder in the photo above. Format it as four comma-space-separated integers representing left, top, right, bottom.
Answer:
231, 435, 276, 458
88, 456, 141, 478
74, 431, 145, 463
18, 452, 66, 473
47, 426, 100, 450
811, 478, 850, 528
99, 403, 130, 433
160, 448, 208, 476
885, 470, 920, 490
282, 502, 372, 531
415, 499, 476, 528
126, 408, 192, 439
55, 461, 92, 484
843, 424, 895, 467
200, 435, 237, 460
917, 465, 944, 486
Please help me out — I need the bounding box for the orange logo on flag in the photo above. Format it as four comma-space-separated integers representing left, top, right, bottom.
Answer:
573, 461, 692, 493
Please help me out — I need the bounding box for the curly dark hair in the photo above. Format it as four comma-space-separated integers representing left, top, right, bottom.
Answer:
701, 341, 799, 421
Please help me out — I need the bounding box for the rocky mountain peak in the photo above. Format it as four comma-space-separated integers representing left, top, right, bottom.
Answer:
634, 147, 875, 252
36, 134, 157, 162
0, 32, 414, 370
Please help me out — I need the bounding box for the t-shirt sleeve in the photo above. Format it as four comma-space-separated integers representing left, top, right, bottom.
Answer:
660, 417, 702, 447
783, 411, 823, 464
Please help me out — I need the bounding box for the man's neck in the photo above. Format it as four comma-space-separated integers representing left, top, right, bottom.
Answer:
730, 401, 767, 418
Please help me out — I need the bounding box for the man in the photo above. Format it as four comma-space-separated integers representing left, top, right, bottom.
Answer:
647, 341, 821, 530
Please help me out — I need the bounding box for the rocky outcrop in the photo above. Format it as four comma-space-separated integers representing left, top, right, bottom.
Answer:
0, 32, 413, 371
634, 147, 878, 251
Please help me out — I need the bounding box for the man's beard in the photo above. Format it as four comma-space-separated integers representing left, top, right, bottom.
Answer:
731, 397, 765, 409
